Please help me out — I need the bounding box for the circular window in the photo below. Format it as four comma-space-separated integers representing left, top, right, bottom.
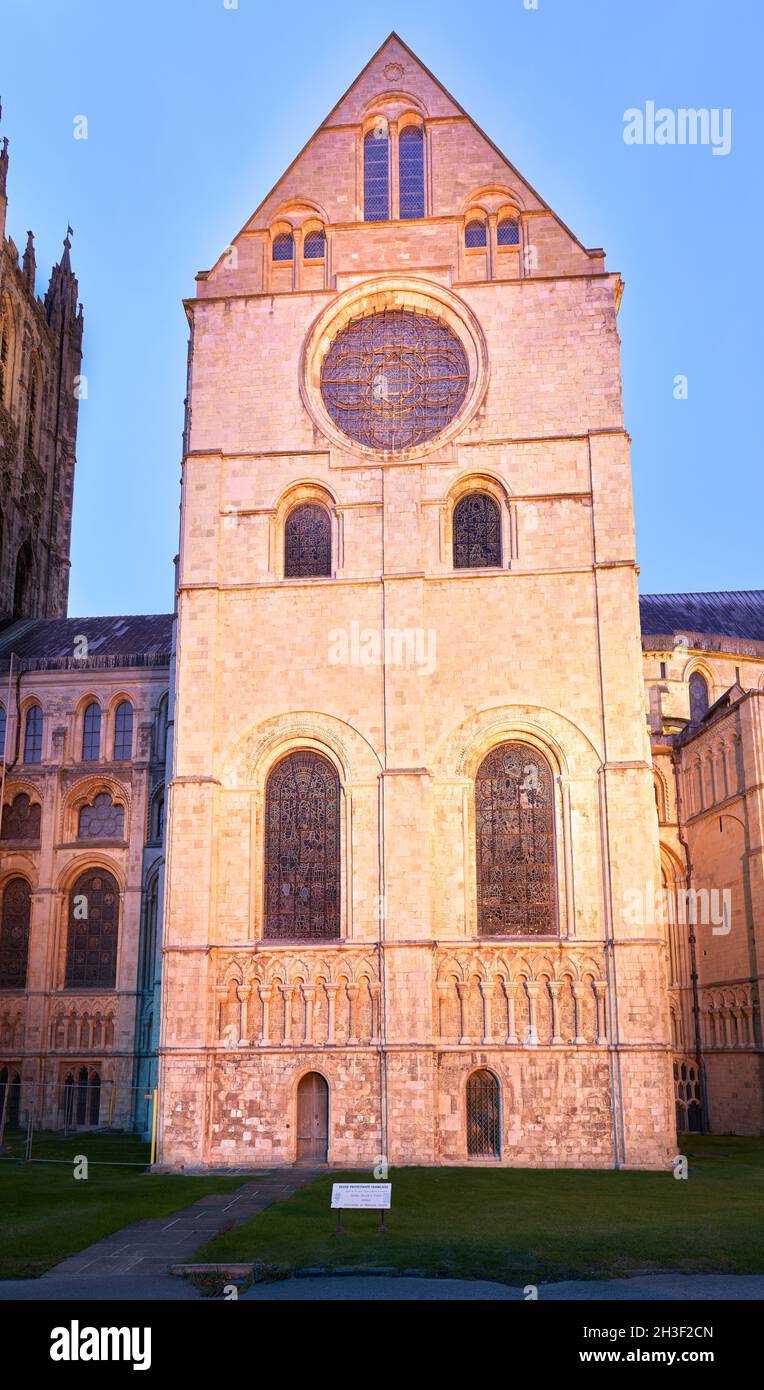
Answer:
319, 308, 469, 453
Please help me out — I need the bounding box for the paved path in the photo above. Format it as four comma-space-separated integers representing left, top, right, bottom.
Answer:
40, 1169, 322, 1281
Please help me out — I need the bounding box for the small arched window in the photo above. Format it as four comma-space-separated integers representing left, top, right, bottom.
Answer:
689, 672, 710, 722
65, 868, 119, 989
497, 216, 520, 246
264, 750, 340, 939
465, 219, 487, 248
0, 877, 32, 990
153, 692, 169, 760
23, 706, 43, 764
1, 793, 41, 841
364, 125, 389, 222
304, 229, 326, 260
82, 702, 101, 761
113, 701, 133, 760
466, 1069, 500, 1157
284, 503, 331, 578
78, 792, 124, 840
149, 788, 165, 843
475, 742, 557, 936
399, 125, 425, 219
272, 232, 294, 262
453, 493, 502, 569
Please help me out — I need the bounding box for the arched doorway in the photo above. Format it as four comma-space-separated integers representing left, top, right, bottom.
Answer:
466, 1069, 500, 1158
296, 1072, 328, 1162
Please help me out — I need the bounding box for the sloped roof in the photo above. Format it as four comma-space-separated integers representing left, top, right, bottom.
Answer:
639, 592, 764, 644
0, 614, 172, 668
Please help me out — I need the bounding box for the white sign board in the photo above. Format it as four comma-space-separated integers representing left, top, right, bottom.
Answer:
331, 1182, 391, 1210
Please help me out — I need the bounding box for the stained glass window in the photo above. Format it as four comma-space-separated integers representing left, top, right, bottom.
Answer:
113, 701, 133, 760
65, 869, 119, 989
272, 232, 294, 261
284, 504, 331, 578
453, 493, 502, 568
78, 792, 124, 840
265, 750, 340, 939
497, 217, 519, 246
0, 877, 31, 990
321, 307, 469, 452
304, 229, 326, 259
82, 703, 101, 761
23, 706, 43, 764
399, 125, 424, 219
1, 793, 41, 841
364, 127, 389, 221
689, 672, 710, 722
475, 743, 558, 937
465, 219, 487, 248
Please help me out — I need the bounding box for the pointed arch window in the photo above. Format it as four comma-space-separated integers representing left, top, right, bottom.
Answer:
13, 542, 33, 618
465, 219, 487, 248
453, 492, 502, 569
0, 313, 12, 405
23, 705, 43, 763
82, 702, 101, 761
689, 672, 710, 722
65, 869, 119, 989
284, 503, 332, 578
475, 742, 558, 936
113, 701, 133, 760
364, 126, 389, 221
399, 125, 425, 219
304, 229, 326, 260
272, 232, 294, 261
0, 877, 31, 990
264, 750, 340, 939
26, 372, 39, 448
497, 216, 520, 246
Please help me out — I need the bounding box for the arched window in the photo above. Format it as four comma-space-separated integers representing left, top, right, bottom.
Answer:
364, 125, 389, 221
304, 229, 326, 260
465, 218, 487, 248
689, 672, 710, 722
23, 706, 43, 764
0, 1068, 21, 1129
284, 504, 331, 578
78, 793, 124, 840
0, 877, 32, 990
0, 703, 6, 760
264, 750, 340, 939
497, 216, 520, 246
0, 311, 12, 405
272, 232, 294, 261
113, 701, 133, 760
148, 788, 165, 844
1, 793, 41, 841
453, 493, 502, 569
399, 125, 425, 219
26, 371, 39, 448
13, 541, 33, 618
475, 742, 557, 936
82, 702, 101, 761
153, 692, 169, 761
65, 869, 119, 989
466, 1069, 500, 1157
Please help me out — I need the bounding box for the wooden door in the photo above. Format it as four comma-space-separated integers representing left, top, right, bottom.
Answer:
296, 1072, 328, 1162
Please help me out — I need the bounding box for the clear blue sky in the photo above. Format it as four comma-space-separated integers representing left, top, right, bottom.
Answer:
3, 0, 761, 616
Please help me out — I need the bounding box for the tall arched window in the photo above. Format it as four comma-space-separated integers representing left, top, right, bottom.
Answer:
113, 701, 133, 760
497, 216, 520, 246
0, 877, 32, 990
466, 1069, 500, 1157
264, 750, 340, 939
272, 231, 294, 261
465, 219, 487, 248
23, 705, 43, 764
475, 742, 557, 936
0, 310, 12, 405
399, 125, 424, 219
65, 869, 119, 989
82, 702, 101, 761
1, 793, 41, 841
689, 672, 710, 722
453, 493, 502, 569
13, 541, 33, 618
364, 126, 389, 221
284, 504, 331, 578
26, 371, 39, 448
304, 228, 326, 260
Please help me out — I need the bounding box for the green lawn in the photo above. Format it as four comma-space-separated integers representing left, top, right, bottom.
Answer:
194, 1138, 764, 1285
0, 1133, 243, 1279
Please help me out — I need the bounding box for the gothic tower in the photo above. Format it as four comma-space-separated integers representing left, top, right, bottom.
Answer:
0, 104, 83, 621
158, 35, 675, 1170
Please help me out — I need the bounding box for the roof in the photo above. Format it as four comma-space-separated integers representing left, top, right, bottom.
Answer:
639, 591, 764, 644
0, 615, 172, 670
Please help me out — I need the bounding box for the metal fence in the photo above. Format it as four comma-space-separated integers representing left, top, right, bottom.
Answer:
0, 1079, 157, 1166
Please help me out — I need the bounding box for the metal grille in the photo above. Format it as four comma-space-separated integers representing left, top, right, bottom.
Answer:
78, 793, 124, 840
1, 793, 41, 841
0, 877, 31, 990
113, 701, 133, 760
82, 703, 101, 761
475, 743, 557, 937
272, 232, 294, 261
674, 1060, 703, 1133
465, 219, 487, 248
321, 307, 469, 452
265, 750, 340, 939
364, 128, 389, 221
466, 1070, 500, 1157
65, 870, 119, 989
453, 492, 502, 568
304, 229, 326, 260
497, 217, 519, 246
399, 125, 424, 219
284, 504, 331, 577
23, 706, 42, 763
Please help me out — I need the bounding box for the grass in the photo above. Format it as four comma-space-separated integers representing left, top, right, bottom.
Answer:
194, 1137, 764, 1285
0, 1132, 243, 1279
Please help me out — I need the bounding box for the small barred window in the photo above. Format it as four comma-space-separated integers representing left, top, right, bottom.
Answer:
497, 216, 520, 246
272, 232, 294, 261
465, 219, 487, 249
304, 229, 326, 259
364, 126, 389, 221
399, 125, 425, 219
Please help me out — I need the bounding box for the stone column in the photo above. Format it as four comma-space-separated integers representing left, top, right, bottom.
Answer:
236, 984, 251, 1046
437, 982, 452, 1041
325, 984, 338, 1044
504, 982, 519, 1044
479, 981, 495, 1044
302, 985, 316, 1046
370, 982, 382, 1042
280, 985, 294, 1046
456, 982, 470, 1045
347, 984, 360, 1045
524, 983, 540, 1046
548, 981, 564, 1045
593, 981, 608, 1045
571, 983, 588, 1045
258, 986, 273, 1045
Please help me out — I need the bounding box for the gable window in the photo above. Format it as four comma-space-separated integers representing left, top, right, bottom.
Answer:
475, 742, 558, 936
453, 493, 502, 569
65, 869, 119, 989
497, 216, 519, 246
304, 229, 326, 260
272, 232, 294, 261
465, 219, 487, 249
264, 750, 340, 939
399, 125, 425, 219
689, 672, 710, 722
113, 701, 133, 760
284, 503, 331, 578
0, 877, 32, 990
364, 126, 389, 222
1, 793, 41, 842
82, 702, 101, 761
23, 706, 43, 764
